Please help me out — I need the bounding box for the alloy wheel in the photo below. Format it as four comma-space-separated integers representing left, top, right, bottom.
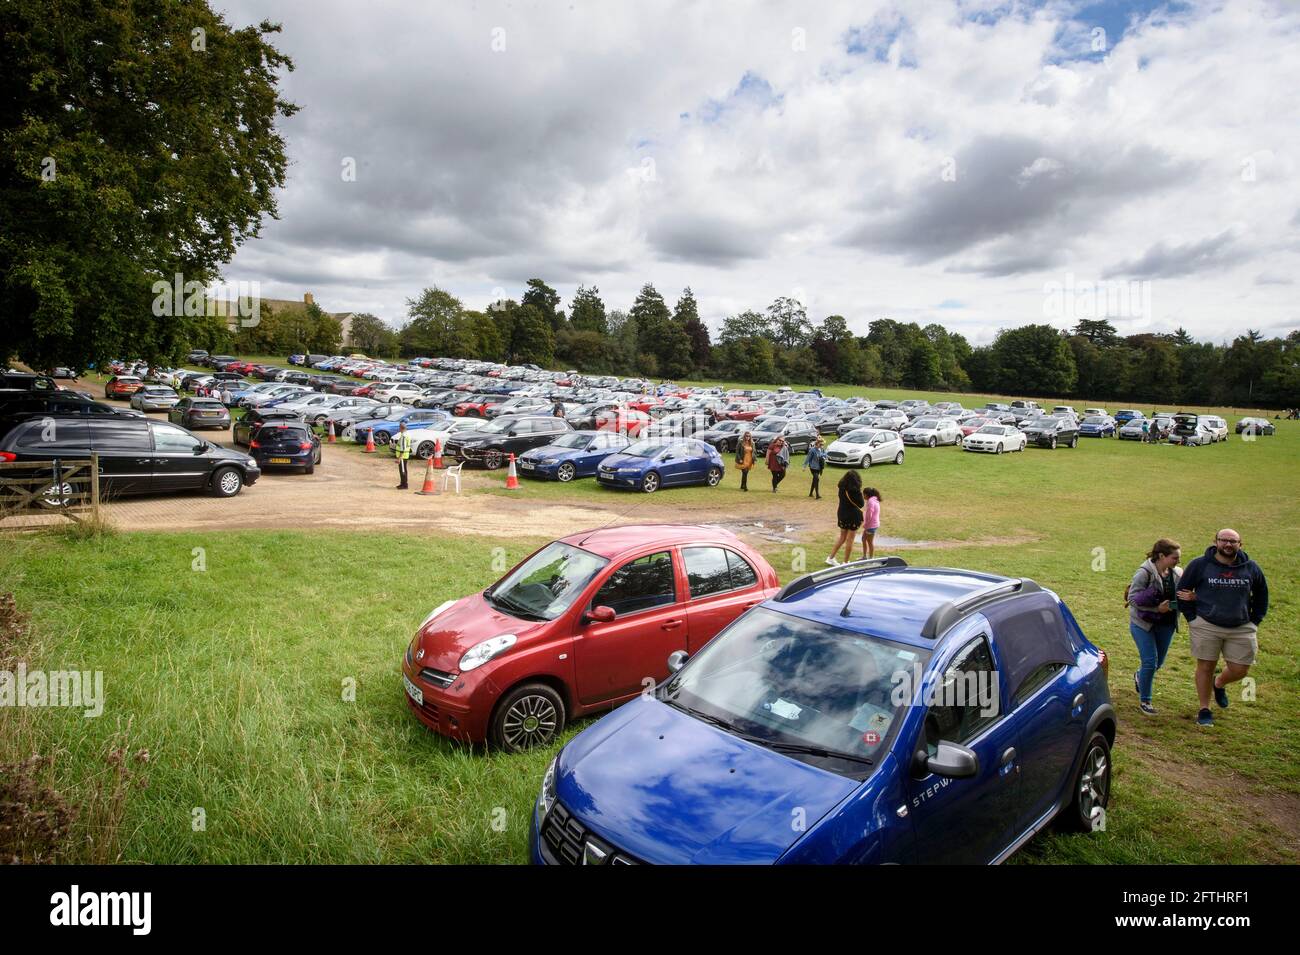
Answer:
1078, 744, 1109, 826
501, 694, 559, 749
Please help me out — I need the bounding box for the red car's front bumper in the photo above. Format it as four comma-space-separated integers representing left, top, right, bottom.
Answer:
401, 658, 490, 744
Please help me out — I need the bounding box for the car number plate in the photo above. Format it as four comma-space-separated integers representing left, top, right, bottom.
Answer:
520, 461, 534, 469
403, 674, 423, 706
270, 457, 291, 464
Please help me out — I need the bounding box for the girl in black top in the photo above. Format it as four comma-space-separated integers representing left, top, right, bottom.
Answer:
827, 470, 865, 565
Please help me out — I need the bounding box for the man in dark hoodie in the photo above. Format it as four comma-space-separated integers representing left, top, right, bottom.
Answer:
1176, 529, 1268, 727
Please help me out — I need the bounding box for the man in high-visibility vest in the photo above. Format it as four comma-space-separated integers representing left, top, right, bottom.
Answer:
394, 420, 412, 489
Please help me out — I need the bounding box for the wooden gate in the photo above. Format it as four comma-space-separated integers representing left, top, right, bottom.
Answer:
0, 455, 102, 532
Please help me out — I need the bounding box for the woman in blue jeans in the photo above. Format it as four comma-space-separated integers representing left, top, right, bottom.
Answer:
1127, 538, 1183, 715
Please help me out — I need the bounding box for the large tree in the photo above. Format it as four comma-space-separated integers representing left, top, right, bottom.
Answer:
569, 284, 607, 335
347, 313, 400, 357
522, 278, 563, 331
673, 287, 711, 371
1, 1, 297, 369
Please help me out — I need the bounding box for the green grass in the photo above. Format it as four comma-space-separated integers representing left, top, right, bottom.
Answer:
2, 415, 1296, 864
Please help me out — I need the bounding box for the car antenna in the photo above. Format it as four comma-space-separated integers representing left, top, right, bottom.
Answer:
839, 566, 868, 617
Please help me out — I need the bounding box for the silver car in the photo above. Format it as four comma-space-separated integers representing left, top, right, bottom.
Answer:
130, 385, 181, 411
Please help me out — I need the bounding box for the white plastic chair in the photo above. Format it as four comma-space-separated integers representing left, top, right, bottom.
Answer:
442, 463, 463, 494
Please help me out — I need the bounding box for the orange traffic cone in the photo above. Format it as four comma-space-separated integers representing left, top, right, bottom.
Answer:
416, 456, 438, 495
433, 439, 443, 469
505, 453, 520, 490
363, 427, 376, 453
327, 420, 336, 443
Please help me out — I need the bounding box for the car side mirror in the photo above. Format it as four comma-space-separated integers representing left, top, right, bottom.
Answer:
914, 740, 979, 779
667, 650, 689, 673
193, 442, 207, 454
585, 605, 616, 624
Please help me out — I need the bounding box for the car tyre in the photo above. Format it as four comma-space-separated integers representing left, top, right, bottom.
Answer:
928, 436, 937, 448
1062, 731, 1111, 832
490, 683, 566, 752
1069, 436, 1078, 448
995, 443, 1003, 454
641, 471, 661, 493
210, 466, 243, 497
706, 466, 722, 486
374, 431, 391, 446
1049, 436, 1057, 450
415, 442, 435, 460
893, 450, 904, 465
484, 450, 504, 470
557, 462, 576, 482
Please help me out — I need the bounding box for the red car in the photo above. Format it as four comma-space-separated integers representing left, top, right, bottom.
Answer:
401, 524, 779, 750
595, 408, 650, 437
960, 416, 996, 437
105, 375, 144, 399
627, 395, 663, 414
721, 401, 764, 421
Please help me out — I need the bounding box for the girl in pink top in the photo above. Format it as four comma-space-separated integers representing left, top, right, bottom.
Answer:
862, 487, 882, 558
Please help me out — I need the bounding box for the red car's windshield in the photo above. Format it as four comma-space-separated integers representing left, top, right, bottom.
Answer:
488, 541, 610, 621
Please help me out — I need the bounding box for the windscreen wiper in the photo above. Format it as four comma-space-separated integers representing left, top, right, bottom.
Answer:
491, 592, 545, 621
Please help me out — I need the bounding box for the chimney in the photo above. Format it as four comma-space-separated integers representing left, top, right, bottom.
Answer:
304, 292, 315, 305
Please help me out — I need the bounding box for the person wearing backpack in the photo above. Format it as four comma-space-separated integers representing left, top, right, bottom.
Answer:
735, 432, 755, 491
1126, 538, 1182, 716
803, 436, 827, 499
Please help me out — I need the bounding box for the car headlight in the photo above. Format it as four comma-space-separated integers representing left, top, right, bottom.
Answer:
459, 633, 516, 671
245, 458, 257, 467
540, 458, 556, 465
420, 598, 456, 629
538, 755, 558, 823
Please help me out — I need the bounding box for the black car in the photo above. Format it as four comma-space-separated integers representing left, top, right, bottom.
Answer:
0, 413, 259, 500
1021, 416, 1079, 449
169, 397, 232, 431
248, 420, 321, 474
1, 371, 59, 395
233, 408, 304, 446
751, 418, 818, 454
801, 411, 846, 435
640, 411, 712, 439
0, 392, 138, 418
443, 414, 571, 469
694, 419, 755, 452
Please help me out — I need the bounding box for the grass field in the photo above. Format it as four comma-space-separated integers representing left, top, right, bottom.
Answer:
2, 389, 1296, 863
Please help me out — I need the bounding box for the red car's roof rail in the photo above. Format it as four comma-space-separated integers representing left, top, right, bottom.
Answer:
775, 556, 908, 603
920, 577, 1042, 640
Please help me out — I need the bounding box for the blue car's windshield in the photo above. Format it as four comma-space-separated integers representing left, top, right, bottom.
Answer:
550, 432, 592, 450
660, 607, 929, 776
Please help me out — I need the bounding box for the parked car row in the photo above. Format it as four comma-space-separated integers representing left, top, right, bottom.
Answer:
400, 532, 1116, 865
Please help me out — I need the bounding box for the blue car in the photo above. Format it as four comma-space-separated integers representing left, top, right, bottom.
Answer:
530, 557, 1115, 865
1077, 415, 1116, 438
516, 430, 630, 482
350, 409, 447, 444
595, 438, 725, 493
1112, 409, 1142, 425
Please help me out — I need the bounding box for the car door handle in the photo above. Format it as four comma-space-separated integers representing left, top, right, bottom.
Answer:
661, 620, 683, 631
1000, 747, 1017, 766
1072, 693, 1085, 710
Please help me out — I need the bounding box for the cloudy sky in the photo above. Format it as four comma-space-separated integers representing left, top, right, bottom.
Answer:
212, 0, 1299, 344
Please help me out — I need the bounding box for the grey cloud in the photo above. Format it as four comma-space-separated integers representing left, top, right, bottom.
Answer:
1102, 229, 1249, 278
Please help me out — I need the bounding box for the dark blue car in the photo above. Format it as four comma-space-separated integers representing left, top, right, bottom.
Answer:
530, 558, 1115, 864
1078, 415, 1116, 438
516, 430, 630, 482
595, 438, 725, 493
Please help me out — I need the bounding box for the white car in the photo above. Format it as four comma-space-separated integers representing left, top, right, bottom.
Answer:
409, 417, 490, 459
825, 428, 905, 468
900, 417, 962, 447
962, 424, 1027, 454
372, 382, 423, 403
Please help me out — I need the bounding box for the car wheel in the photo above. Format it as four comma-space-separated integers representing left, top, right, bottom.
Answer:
861, 455, 872, 468
374, 431, 391, 446
1062, 731, 1111, 832
483, 450, 505, 470
894, 451, 904, 465
210, 466, 243, 497
928, 437, 936, 448
1049, 436, 1057, 450
315, 445, 322, 465
995, 443, 1003, 454
490, 683, 566, 752
415, 441, 435, 460
37, 481, 75, 509
389, 397, 401, 404
641, 471, 660, 493
304, 462, 315, 475
1069, 436, 1078, 448
556, 462, 576, 482
706, 466, 722, 486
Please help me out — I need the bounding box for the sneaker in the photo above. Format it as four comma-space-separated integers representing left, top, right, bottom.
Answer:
1196, 708, 1214, 727
825, 557, 840, 566
1139, 702, 1157, 716
1214, 680, 1230, 709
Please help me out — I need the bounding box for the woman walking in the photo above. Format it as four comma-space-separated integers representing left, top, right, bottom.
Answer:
861, 487, 882, 558
1127, 538, 1182, 716
828, 470, 865, 565
735, 432, 755, 491
804, 436, 827, 499
766, 435, 790, 492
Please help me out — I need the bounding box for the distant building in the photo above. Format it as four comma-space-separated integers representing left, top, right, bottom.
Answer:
206, 291, 355, 346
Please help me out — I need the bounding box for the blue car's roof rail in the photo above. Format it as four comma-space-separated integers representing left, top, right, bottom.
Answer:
920, 577, 1042, 640
774, 556, 908, 602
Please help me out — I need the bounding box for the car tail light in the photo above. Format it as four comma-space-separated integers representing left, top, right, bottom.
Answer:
298, 442, 313, 450
249, 440, 261, 448
0, 451, 16, 462
1097, 648, 1109, 679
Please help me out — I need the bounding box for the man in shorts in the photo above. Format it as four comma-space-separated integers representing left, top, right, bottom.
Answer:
1177, 529, 1269, 727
